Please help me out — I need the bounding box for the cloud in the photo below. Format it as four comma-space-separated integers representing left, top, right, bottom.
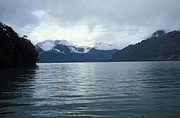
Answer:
1, 0, 180, 28
40, 0, 180, 29
1, 0, 180, 49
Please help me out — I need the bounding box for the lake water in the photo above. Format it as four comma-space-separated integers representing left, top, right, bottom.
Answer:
0, 62, 180, 118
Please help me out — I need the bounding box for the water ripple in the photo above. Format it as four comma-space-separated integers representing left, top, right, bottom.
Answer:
0, 62, 180, 118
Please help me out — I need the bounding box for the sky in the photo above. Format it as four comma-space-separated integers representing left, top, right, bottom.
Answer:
1, 0, 180, 49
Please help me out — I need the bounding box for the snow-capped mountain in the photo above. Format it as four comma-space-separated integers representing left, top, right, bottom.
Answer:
36, 40, 73, 52
36, 40, 92, 54
75, 40, 114, 50
35, 40, 117, 62
36, 40, 114, 53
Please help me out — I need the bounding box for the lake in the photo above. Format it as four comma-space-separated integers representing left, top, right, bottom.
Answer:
0, 62, 180, 118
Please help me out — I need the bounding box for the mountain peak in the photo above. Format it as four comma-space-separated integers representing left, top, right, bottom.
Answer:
36, 40, 72, 51
54, 40, 71, 46
36, 40, 115, 53
151, 30, 166, 38
36, 40, 55, 51
75, 40, 113, 50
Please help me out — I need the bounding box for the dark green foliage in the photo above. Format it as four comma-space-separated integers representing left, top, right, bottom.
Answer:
109, 30, 180, 61
0, 21, 38, 68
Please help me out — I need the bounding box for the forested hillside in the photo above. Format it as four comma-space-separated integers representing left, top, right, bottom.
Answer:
0, 21, 38, 68
109, 30, 180, 61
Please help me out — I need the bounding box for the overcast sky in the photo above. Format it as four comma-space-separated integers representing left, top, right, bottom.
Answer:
1, 0, 180, 49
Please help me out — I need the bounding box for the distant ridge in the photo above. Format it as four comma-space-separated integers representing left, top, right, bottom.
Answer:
35, 40, 117, 62
109, 30, 180, 61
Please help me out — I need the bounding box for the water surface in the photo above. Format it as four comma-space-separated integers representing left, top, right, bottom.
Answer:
0, 62, 180, 118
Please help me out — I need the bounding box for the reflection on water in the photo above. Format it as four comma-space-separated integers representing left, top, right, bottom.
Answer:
0, 62, 180, 118
0, 67, 37, 117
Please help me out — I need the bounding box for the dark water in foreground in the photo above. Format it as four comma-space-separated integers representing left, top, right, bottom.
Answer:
0, 62, 180, 118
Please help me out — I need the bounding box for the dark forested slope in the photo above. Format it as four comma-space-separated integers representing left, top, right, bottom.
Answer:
109, 30, 180, 61
0, 22, 38, 67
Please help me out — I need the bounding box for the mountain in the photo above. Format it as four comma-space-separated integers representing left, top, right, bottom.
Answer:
109, 30, 180, 61
36, 40, 117, 62
0, 21, 38, 68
